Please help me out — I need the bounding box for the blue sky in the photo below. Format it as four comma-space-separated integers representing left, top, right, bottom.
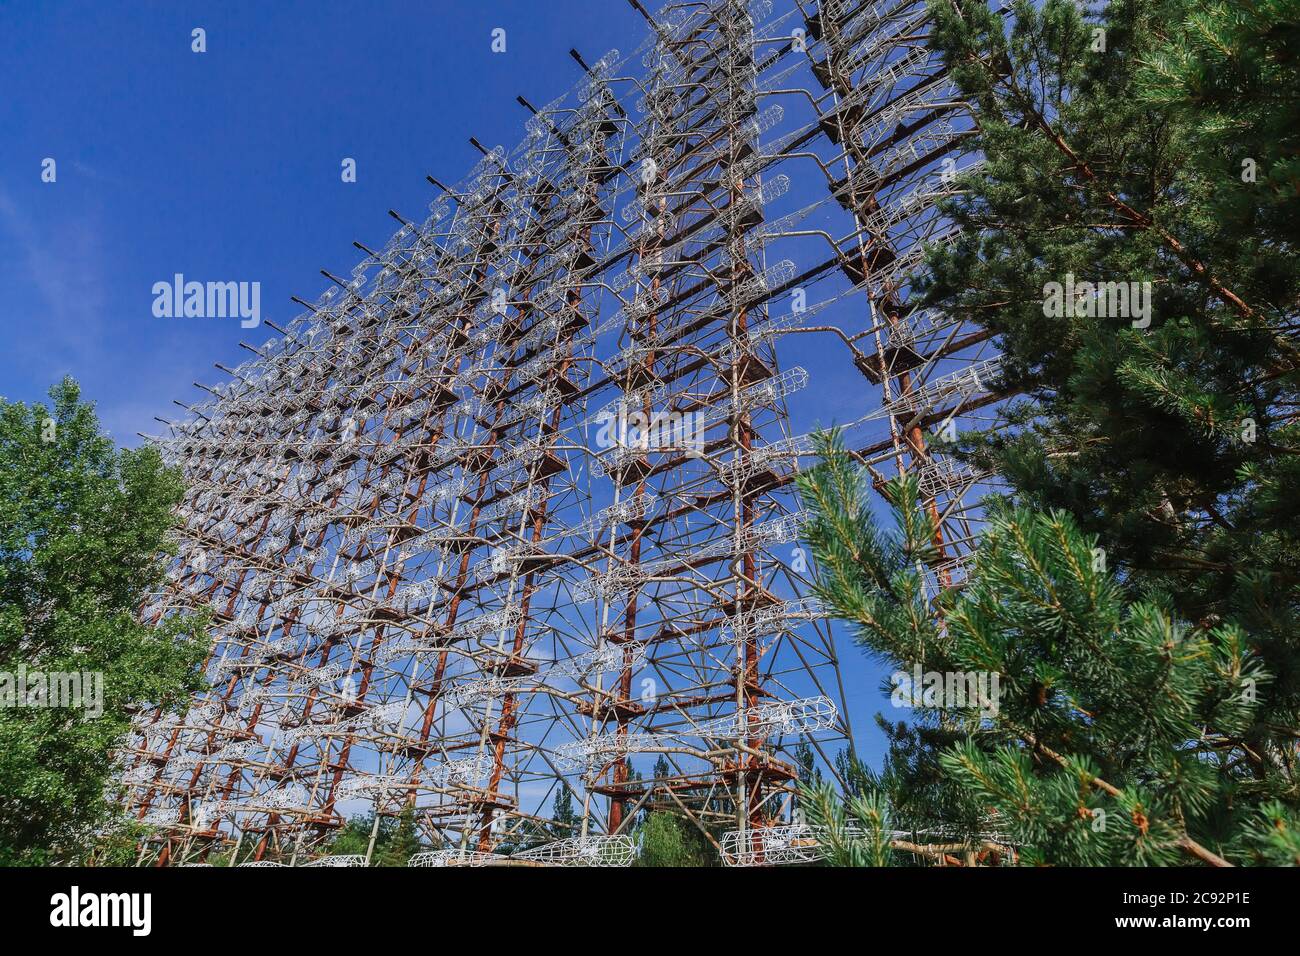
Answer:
1, 1, 646, 438
1, 0, 896, 767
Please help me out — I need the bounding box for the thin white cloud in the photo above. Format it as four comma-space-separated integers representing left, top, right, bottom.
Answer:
0, 188, 107, 371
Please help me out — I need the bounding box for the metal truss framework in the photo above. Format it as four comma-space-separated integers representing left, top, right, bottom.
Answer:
119, 0, 1006, 867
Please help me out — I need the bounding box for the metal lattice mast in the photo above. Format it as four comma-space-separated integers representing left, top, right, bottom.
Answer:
118, 0, 1004, 868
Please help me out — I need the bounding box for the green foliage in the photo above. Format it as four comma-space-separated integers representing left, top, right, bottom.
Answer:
651, 754, 672, 781
376, 807, 422, 867
800, 431, 1290, 864
920, 0, 1300, 797
864, 717, 986, 837
324, 806, 422, 866
793, 741, 821, 788
1242, 801, 1300, 865
88, 818, 152, 867
792, 742, 825, 816
634, 811, 719, 867
834, 747, 870, 797
1137, 0, 1300, 247
550, 785, 577, 838
326, 814, 379, 859
0, 379, 206, 865
801, 780, 897, 867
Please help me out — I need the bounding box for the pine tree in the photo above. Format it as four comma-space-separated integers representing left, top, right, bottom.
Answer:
919, 0, 1300, 830
550, 785, 577, 838
792, 741, 824, 820
793, 742, 821, 789
373, 806, 421, 867
834, 747, 872, 799
801, 781, 898, 867
0, 379, 207, 865
1137, 0, 1300, 248
799, 432, 1299, 865
651, 754, 672, 782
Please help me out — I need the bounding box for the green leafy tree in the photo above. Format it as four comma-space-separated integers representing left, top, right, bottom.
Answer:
0, 379, 206, 865
88, 818, 153, 867
204, 847, 235, 867
325, 813, 382, 859
799, 433, 1299, 865
921, 0, 1300, 803
634, 810, 718, 867
325, 806, 423, 866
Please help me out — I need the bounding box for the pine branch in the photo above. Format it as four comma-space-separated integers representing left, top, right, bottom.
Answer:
1015, 729, 1233, 866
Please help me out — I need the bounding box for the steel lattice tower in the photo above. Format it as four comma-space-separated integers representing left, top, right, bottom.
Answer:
119, 0, 1005, 867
